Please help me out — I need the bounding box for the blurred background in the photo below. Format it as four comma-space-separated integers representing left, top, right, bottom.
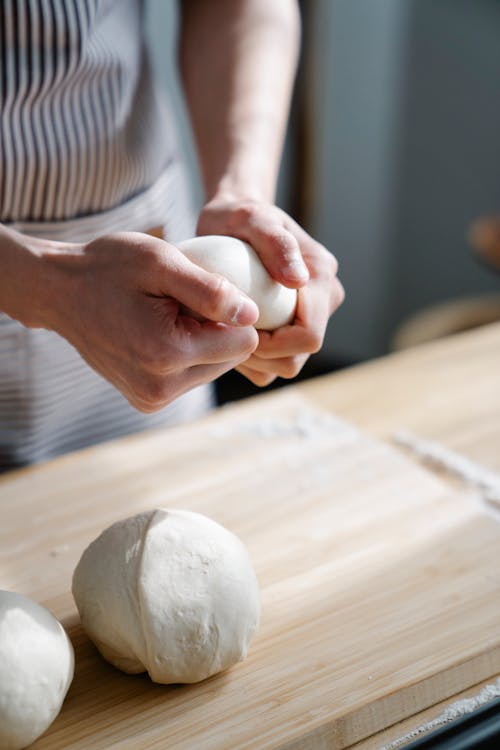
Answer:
145, 0, 500, 390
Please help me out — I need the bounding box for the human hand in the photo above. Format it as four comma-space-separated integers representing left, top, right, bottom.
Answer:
197, 198, 344, 386
43, 232, 259, 411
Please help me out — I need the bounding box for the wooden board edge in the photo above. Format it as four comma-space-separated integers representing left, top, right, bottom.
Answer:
273, 646, 500, 750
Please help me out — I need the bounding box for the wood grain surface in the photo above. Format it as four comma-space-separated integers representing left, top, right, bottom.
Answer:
1, 323, 499, 750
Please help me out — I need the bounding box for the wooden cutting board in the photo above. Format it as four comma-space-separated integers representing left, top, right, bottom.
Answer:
1, 388, 499, 750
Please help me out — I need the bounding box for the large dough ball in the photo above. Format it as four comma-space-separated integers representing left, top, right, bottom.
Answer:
0, 591, 74, 750
177, 235, 297, 330
72, 509, 260, 684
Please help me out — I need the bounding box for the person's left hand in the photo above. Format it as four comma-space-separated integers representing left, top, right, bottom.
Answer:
197, 197, 345, 386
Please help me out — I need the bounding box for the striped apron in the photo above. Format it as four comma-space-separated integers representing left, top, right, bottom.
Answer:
0, 0, 212, 470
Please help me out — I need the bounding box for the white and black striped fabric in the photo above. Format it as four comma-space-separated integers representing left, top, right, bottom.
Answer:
0, 0, 213, 471
0, 0, 179, 223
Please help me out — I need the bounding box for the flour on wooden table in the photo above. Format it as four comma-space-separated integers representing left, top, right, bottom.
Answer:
393, 430, 500, 520
209, 409, 360, 444
380, 677, 500, 749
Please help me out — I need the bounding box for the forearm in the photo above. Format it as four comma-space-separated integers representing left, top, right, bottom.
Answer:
179, 0, 301, 203
0, 224, 61, 328
0, 224, 84, 330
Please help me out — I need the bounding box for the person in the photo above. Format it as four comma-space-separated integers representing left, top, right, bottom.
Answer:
0, 0, 344, 470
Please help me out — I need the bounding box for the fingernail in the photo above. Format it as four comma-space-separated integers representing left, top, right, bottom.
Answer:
283, 260, 309, 283
232, 295, 259, 325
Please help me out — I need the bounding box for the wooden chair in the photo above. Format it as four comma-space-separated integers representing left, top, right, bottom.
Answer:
392, 216, 500, 350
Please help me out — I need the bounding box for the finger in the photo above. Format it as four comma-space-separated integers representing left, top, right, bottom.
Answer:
149, 244, 259, 326
175, 316, 259, 367
254, 277, 344, 359
235, 363, 278, 387
282, 216, 340, 277
241, 352, 309, 379
142, 296, 258, 369
131, 357, 247, 414
252, 325, 321, 359
186, 358, 252, 390
215, 205, 309, 287
239, 212, 310, 287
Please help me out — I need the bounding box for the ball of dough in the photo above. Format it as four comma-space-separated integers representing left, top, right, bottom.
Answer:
177, 235, 297, 330
72, 509, 260, 684
0, 591, 74, 750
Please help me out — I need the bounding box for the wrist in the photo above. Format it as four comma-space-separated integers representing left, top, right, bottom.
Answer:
204, 183, 273, 214
203, 152, 277, 207
0, 226, 82, 330
206, 183, 267, 208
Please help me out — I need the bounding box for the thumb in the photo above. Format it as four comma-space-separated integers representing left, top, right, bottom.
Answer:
155, 247, 259, 326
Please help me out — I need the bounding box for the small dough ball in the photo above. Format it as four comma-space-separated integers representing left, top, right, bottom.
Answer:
177, 235, 297, 330
0, 591, 74, 750
72, 509, 260, 684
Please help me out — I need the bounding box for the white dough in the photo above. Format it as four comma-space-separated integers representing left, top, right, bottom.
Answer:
72, 509, 260, 684
177, 235, 297, 330
0, 591, 74, 750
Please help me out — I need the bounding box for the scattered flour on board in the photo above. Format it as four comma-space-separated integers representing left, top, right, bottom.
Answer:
208, 409, 360, 444
49, 544, 70, 558
379, 678, 500, 749
393, 430, 500, 520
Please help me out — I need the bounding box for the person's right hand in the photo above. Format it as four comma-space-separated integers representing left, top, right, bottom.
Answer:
43, 232, 259, 412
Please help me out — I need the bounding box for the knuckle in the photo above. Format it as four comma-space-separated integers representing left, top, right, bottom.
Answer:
329, 252, 339, 275
320, 247, 338, 275
280, 356, 305, 379
311, 243, 338, 275
304, 330, 324, 354
137, 336, 176, 372
204, 274, 231, 317
244, 328, 260, 354
128, 388, 160, 413
254, 372, 276, 387
335, 280, 346, 307
133, 239, 163, 271
240, 365, 275, 387
139, 345, 166, 371
232, 202, 258, 225
134, 376, 169, 412
131, 399, 157, 415
268, 228, 296, 255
